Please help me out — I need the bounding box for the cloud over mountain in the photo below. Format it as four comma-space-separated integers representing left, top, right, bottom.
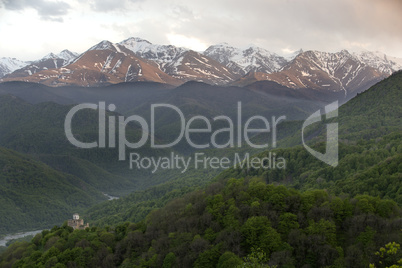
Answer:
1, 0, 71, 22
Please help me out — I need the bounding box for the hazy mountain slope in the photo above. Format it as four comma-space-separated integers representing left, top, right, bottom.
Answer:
0, 82, 75, 104
0, 147, 105, 235
0, 81, 174, 113
122, 81, 336, 154
0, 95, 142, 192
0, 79, 342, 158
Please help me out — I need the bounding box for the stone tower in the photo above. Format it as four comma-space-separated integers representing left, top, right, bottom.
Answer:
67, 213, 89, 230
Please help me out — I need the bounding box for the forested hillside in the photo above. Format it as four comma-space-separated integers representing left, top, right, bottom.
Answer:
1, 179, 401, 267
0, 147, 105, 235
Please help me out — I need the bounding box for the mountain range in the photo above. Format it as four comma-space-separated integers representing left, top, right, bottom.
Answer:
1, 37, 401, 96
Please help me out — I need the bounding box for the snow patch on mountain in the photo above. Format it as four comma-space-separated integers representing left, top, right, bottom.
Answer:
353, 50, 402, 74
263, 49, 390, 94
89, 40, 115, 52
204, 43, 288, 75
57, 50, 80, 65
42, 50, 79, 66
283, 49, 304, 61
0, 57, 29, 77
119, 37, 188, 69
119, 37, 236, 84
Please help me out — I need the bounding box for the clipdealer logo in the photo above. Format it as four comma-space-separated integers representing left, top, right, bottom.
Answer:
64, 101, 339, 172
64, 102, 287, 172
302, 101, 339, 167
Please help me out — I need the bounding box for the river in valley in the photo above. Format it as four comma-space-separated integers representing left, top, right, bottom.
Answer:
1, 195, 119, 247
0, 230, 42, 247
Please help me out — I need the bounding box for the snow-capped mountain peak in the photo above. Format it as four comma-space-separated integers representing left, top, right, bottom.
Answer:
118, 37, 154, 53
88, 40, 116, 51
2, 49, 80, 79
119, 37, 188, 70
40, 50, 79, 66
123, 37, 151, 43
242, 43, 259, 49
0, 57, 29, 71
283, 49, 303, 61
353, 50, 402, 75
119, 37, 188, 59
43, 53, 58, 60
214, 42, 231, 47
57, 49, 79, 63
40, 50, 79, 62
204, 43, 288, 75
0, 57, 30, 78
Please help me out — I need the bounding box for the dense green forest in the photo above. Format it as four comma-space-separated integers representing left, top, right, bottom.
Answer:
1, 179, 401, 267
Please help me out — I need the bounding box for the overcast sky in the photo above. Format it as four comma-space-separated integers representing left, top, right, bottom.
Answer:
1, 0, 401, 61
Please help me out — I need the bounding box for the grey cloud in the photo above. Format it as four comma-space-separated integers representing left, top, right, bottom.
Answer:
4, 0, 399, 58
161, 0, 402, 55
170, 5, 194, 21
89, 0, 143, 12
1, 0, 70, 22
